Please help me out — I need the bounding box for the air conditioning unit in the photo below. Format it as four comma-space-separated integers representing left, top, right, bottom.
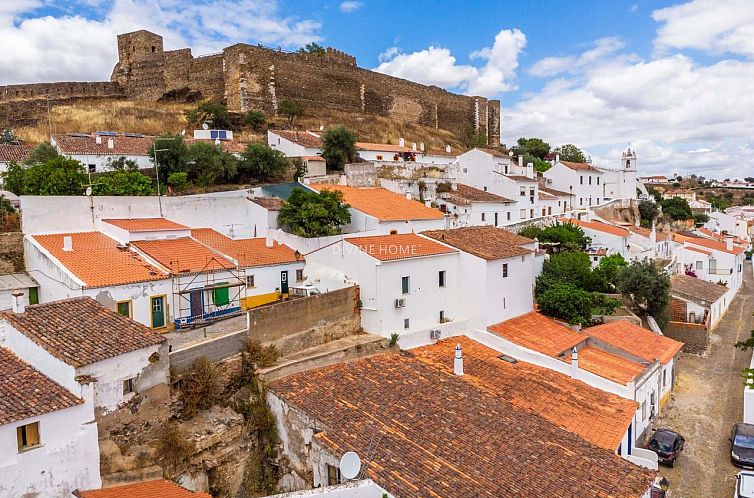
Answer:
394, 298, 405, 308
429, 329, 441, 340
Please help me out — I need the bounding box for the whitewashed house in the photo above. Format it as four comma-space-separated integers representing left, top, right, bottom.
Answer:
561, 218, 631, 258
0, 346, 100, 498
0, 272, 39, 311
421, 227, 535, 329
268, 130, 323, 157
1, 297, 168, 414
454, 148, 513, 193
436, 183, 516, 227
670, 274, 729, 330
305, 233, 460, 341
705, 212, 751, 245
671, 233, 746, 298
51, 132, 154, 173
598, 148, 640, 200
544, 158, 604, 208
0, 143, 32, 173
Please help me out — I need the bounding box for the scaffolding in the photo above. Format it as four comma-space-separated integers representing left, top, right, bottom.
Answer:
171, 256, 247, 330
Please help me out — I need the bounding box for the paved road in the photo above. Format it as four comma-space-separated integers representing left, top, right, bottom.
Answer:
656, 262, 753, 498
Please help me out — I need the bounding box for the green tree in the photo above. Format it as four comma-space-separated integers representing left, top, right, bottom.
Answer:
149, 134, 189, 184
593, 254, 627, 292
660, 196, 693, 220
94, 170, 153, 195
516, 137, 550, 159
186, 142, 238, 186
105, 156, 139, 171
693, 213, 710, 224
535, 251, 596, 296
538, 283, 594, 326
1, 162, 26, 195
615, 258, 671, 328
556, 144, 587, 163
23, 157, 87, 195
463, 124, 488, 148
244, 110, 266, 131
278, 100, 304, 126
278, 188, 351, 237
320, 125, 357, 170
292, 157, 306, 181
167, 172, 189, 193
23, 143, 59, 166
1, 128, 19, 144
638, 199, 659, 228
239, 143, 290, 182
185, 102, 232, 130
298, 42, 325, 55
521, 222, 590, 253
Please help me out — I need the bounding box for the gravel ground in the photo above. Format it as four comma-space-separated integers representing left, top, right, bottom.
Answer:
654, 262, 753, 498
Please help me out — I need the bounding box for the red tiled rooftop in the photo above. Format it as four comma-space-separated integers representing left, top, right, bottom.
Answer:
191, 228, 301, 267
586, 321, 684, 365
311, 184, 444, 221
132, 237, 234, 273
272, 130, 322, 148
345, 233, 457, 261
52, 133, 154, 156
675, 233, 745, 255
488, 311, 584, 356
32, 232, 166, 288
576, 346, 646, 384
0, 143, 33, 163
560, 218, 630, 237
422, 226, 533, 261
103, 218, 188, 232
76, 479, 212, 498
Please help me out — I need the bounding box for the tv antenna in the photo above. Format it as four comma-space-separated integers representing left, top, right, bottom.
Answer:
339, 451, 361, 481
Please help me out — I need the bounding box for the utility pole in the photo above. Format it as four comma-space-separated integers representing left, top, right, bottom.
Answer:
153, 137, 177, 217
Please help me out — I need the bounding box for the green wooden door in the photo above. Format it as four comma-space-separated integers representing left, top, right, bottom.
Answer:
151, 296, 166, 328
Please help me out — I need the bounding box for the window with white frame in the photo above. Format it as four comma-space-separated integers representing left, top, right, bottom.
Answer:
246, 275, 255, 288
401, 276, 410, 294
502, 263, 508, 278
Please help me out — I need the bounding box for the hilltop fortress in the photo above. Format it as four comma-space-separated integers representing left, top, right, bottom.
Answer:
0, 30, 500, 146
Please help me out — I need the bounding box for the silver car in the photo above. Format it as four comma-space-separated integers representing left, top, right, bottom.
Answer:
735, 471, 754, 498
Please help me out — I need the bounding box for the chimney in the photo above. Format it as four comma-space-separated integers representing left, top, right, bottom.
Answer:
445, 144, 452, 154
571, 347, 578, 373
518, 155, 523, 168
405, 191, 412, 200
726, 235, 734, 251
265, 233, 274, 248
412, 142, 417, 151
454, 343, 464, 376
107, 137, 114, 149
11, 289, 25, 314
399, 137, 405, 148
95, 134, 102, 145
556, 153, 560, 163
420, 142, 425, 152
424, 200, 431, 208
63, 235, 73, 252
527, 162, 534, 178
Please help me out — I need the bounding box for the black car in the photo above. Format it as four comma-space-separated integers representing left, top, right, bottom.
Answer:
647, 428, 685, 467
731, 423, 754, 468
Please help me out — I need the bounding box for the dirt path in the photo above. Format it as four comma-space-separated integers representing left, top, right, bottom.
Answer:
655, 261, 753, 497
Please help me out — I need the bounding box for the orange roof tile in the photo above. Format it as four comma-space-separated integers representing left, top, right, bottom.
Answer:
685, 245, 712, 255
561, 160, 601, 172
311, 185, 444, 221
586, 322, 684, 365
32, 232, 166, 288
272, 130, 322, 148
103, 218, 188, 232
576, 346, 646, 384
422, 226, 533, 260
0, 143, 33, 163
488, 311, 584, 356
561, 218, 630, 237
444, 183, 514, 204
76, 479, 212, 498
52, 133, 154, 156
674, 233, 745, 255
132, 238, 234, 273
413, 337, 637, 451
345, 233, 457, 261
191, 228, 301, 267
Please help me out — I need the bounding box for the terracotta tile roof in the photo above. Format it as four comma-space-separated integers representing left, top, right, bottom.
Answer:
697, 227, 746, 244
269, 351, 655, 498
0, 143, 32, 163
345, 233, 457, 261
561, 218, 630, 237
422, 226, 533, 261
302, 155, 325, 161
191, 228, 301, 267
2, 297, 165, 368
586, 321, 684, 365
488, 311, 585, 356
540, 186, 572, 197
445, 183, 514, 204
272, 130, 322, 148
423, 149, 457, 157
476, 147, 509, 158
103, 218, 188, 232
184, 138, 246, 154
561, 160, 601, 172
132, 237, 234, 274
671, 274, 728, 304
575, 346, 646, 384
0, 346, 82, 425
629, 226, 652, 238
52, 133, 154, 156
413, 337, 637, 451
684, 245, 712, 255
674, 233, 745, 255
356, 141, 413, 153
31, 232, 167, 288
311, 184, 444, 221
539, 190, 556, 200
503, 174, 537, 182
76, 479, 212, 498
249, 196, 283, 210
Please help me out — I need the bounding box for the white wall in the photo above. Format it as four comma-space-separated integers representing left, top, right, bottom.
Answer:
543, 162, 603, 208
268, 131, 321, 157
744, 351, 754, 425
65, 153, 153, 173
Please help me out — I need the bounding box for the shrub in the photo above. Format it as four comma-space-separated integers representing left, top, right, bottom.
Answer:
167, 171, 189, 192
156, 423, 196, 474
244, 110, 266, 131
178, 357, 223, 419
538, 283, 594, 326
320, 125, 356, 170
278, 187, 352, 237
278, 100, 304, 126
239, 144, 290, 182
245, 339, 280, 369
638, 200, 659, 228
389, 333, 400, 347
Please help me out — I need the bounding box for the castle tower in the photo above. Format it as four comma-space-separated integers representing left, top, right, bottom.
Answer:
621, 146, 637, 171
116, 30, 164, 64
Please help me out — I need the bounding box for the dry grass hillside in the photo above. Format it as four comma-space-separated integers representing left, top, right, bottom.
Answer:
12, 99, 467, 153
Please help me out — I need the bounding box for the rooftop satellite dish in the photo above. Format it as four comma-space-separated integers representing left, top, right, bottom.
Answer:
202, 123, 209, 130
85, 186, 92, 196
339, 451, 361, 480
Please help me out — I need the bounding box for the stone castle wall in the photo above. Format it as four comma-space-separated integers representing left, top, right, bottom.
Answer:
0, 81, 123, 103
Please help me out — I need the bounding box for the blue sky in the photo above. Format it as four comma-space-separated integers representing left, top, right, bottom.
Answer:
2, 0, 754, 177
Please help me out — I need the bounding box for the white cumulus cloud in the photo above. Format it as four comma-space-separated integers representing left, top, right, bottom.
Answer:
339, 1, 363, 13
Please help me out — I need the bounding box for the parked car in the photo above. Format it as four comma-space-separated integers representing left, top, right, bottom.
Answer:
289, 285, 322, 298
731, 423, 754, 468
735, 470, 754, 498
647, 428, 685, 467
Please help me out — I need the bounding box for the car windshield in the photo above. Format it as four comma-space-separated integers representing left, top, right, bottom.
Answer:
650, 438, 673, 452
735, 434, 754, 450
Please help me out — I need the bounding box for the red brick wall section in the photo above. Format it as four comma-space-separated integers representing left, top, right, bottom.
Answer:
665, 321, 708, 353
670, 298, 687, 322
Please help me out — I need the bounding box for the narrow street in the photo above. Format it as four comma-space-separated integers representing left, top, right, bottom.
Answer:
655, 261, 754, 498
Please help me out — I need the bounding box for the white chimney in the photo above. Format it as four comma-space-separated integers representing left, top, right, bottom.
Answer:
11, 289, 25, 314
424, 200, 431, 208
265, 233, 274, 248
445, 144, 452, 154
63, 235, 73, 252
95, 135, 102, 145
556, 153, 560, 163
527, 162, 534, 178
726, 235, 734, 251
454, 343, 464, 376
405, 191, 412, 200
107, 137, 114, 149
420, 142, 425, 152
571, 347, 578, 374
399, 137, 405, 148
518, 155, 523, 168
412, 142, 417, 151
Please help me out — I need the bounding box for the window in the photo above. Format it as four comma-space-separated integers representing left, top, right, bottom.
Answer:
376, 155, 383, 160
548, 207, 552, 215
327, 464, 341, 486
580, 198, 583, 206
503, 297, 506, 308
389, 229, 398, 235
597, 177, 600, 185
28, 287, 39, 305
17, 422, 40, 451
481, 213, 486, 221
404, 318, 410, 329
123, 378, 135, 395
662, 369, 667, 389
529, 188, 535, 197
593, 256, 598, 262
580, 175, 584, 185
520, 209, 526, 219
502, 263, 508, 278
520, 187, 526, 196
438, 270, 446, 288
463, 168, 468, 173
116, 300, 132, 318
541, 208, 546, 216
506, 212, 511, 221
88, 164, 96, 173
588, 176, 592, 185
296, 269, 304, 282
246, 275, 255, 288
439, 310, 445, 322
696, 261, 702, 270
401, 276, 410, 294
530, 209, 534, 218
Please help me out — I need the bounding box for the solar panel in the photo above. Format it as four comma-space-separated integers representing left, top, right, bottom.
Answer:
123, 133, 144, 138
96, 131, 117, 136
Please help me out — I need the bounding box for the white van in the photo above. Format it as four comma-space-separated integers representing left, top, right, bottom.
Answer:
736, 471, 754, 498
